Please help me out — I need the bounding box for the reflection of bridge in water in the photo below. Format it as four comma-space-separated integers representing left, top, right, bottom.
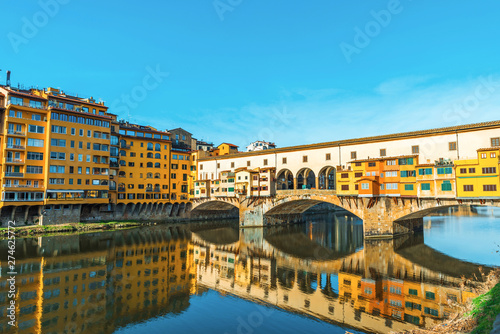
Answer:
0, 217, 493, 334
191, 216, 493, 333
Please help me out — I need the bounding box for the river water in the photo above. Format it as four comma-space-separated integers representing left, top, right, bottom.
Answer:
0, 208, 499, 334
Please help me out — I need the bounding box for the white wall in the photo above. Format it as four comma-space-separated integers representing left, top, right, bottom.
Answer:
198, 126, 500, 180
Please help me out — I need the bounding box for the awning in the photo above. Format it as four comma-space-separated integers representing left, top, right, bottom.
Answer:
46, 190, 84, 193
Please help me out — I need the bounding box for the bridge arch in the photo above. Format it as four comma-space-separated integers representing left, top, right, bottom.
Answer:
264, 198, 361, 222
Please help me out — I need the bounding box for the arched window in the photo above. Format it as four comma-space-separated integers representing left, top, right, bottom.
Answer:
101, 180, 108, 186
147, 173, 153, 178
120, 150, 126, 157
147, 152, 153, 158
154, 173, 160, 178
164, 174, 167, 179
118, 171, 126, 177
147, 143, 153, 150
147, 162, 153, 168
154, 183, 160, 189
155, 143, 161, 151
155, 162, 160, 168
120, 139, 127, 147
119, 160, 126, 166
155, 153, 161, 159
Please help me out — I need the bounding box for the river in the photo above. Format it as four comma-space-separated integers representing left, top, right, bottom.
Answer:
0, 207, 498, 334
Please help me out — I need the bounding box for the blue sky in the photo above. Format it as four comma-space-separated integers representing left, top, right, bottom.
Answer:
2, 1, 500, 148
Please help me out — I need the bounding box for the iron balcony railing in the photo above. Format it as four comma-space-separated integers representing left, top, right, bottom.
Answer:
3, 184, 42, 188
7, 130, 26, 136
5, 158, 24, 163
5, 172, 24, 177
6, 145, 25, 150
7, 101, 48, 110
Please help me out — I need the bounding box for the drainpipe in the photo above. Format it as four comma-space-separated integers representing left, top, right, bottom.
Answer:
455, 131, 460, 160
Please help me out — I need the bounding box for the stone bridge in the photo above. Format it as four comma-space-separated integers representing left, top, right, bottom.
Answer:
191, 189, 500, 238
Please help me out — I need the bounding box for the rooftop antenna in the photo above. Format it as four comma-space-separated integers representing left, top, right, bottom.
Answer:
6, 70, 11, 87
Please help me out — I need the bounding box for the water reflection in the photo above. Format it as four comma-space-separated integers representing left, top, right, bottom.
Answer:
0, 214, 494, 334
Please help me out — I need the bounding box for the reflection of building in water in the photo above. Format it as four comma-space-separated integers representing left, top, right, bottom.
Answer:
0, 227, 197, 334
193, 232, 482, 334
0, 223, 488, 334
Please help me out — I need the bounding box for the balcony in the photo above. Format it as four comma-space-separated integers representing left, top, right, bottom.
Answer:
6, 145, 25, 150
7, 130, 25, 136
5, 172, 24, 177
110, 162, 119, 168
5, 158, 24, 164
3, 184, 43, 189
7, 101, 47, 110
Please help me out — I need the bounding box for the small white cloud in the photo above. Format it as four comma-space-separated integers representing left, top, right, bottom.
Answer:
375, 75, 434, 95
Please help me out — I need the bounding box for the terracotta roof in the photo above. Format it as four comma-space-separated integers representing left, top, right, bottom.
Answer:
477, 147, 500, 151
1, 88, 48, 101
199, 120, 500, 161
220, 143, 238, 148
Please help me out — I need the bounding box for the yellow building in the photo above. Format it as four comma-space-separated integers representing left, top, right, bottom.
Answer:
34, 88, 112, 209
455, 148, 500, 198
0, 87, 47, 213
170, 149, 191, 202
213, 143, 239, 156
112, 121, 172, 205
416, 160, 456, 198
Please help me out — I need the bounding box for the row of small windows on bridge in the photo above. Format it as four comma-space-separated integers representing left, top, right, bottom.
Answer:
202, 139, 500, 171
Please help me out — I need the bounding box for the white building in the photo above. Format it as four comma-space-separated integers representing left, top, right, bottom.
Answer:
246, 140, 276, 152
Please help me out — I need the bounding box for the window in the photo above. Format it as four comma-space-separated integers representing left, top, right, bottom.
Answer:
263, 159, 268, 166
368, 162, 376, 167
483, 185, 497, 191
482, 167, 496, 174
27, 139, 44, 147
460, 168, 467, 173
491, 153, 496, 158
412, 145, 419, 154
469, 168, 476, 173
464, 185, 473, 192
51, 125, 66, 134
282, 157, 287, 164
380, 149, 386, 157
354, 172, 362, 177
437, 167, 453, 174
361, 183, 369, 190
28, 125, 44, 133
326, 153, 331, 160
231, 162, 235, 168
386, 160, 396, 166
341, 185, 349, 191
491, 137, 500, 147
441, 180, 452, 191
26, 166, 43, 174
449, 141, 457, 151
400, 170, 415, 177
418, 168, 433, 175
247, 161, 250, 167
409, 289, 418, 296
424, 307, 439, 317
341, 173, 349, 178
421, 183, 431, 191
351, 151, 357, 159
425, 291, 435, 300
50, 139, 66, 147
49, 165, 65, 173
481, 153, 487, 159
404, 184, 414, 191
27, 152, 43, 160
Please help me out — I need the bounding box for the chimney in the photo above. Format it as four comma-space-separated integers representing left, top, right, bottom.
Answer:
6, 71, 11, 87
